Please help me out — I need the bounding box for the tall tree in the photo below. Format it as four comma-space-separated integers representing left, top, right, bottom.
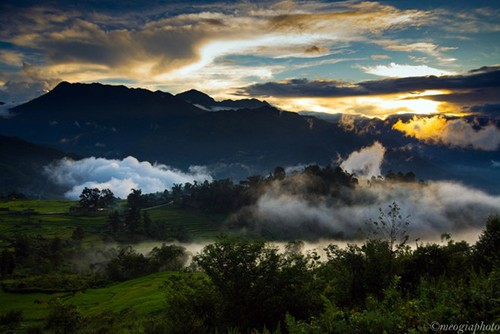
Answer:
79, 187, 115, 211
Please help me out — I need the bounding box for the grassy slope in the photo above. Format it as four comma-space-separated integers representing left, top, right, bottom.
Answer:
0, 200, 104, 248
0, 200, 225, 329
0, 271, 182, 328
0, 200, 227, 245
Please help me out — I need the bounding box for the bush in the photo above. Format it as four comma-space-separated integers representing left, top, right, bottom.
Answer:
45, 299, 81, 334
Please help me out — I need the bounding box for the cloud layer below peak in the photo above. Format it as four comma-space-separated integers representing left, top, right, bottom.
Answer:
44, 156, 212, 199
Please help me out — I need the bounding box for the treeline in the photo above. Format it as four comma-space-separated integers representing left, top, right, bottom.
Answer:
118, 164, 413, 215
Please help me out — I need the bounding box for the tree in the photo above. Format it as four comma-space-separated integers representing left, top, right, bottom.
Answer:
163, 273, 221, 334
125, 207, 142, 235
99, 188, 115, 208
194, 235, 322, 331
149, 244, 188, 272
106, 246, 150, 281
369, 202, 410, 254
127, 188, 143, 208
79, 187, 115, 211
473, 215, 500, 273
79, 187, 101, 210
0, 250, 15, 278
106, 210, 122, 234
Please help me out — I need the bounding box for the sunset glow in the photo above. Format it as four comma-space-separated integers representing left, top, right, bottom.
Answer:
0, 0, 498, 121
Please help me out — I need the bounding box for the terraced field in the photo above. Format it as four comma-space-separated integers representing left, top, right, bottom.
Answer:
0, 200, 227, 244
0, 200, 226, 330
0, 271, 189, 329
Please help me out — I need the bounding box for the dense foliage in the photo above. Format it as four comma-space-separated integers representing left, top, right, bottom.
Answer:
155, 219, 499, 333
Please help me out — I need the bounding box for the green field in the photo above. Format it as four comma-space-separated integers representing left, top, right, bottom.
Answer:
0, 271, 183, 329
0, 200, 106, 247
0, 200, 226, 331
0, 200, 227, 246
0, 200, 75, 213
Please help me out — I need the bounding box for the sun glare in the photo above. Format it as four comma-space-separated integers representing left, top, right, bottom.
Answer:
380, 98, 440, 115
270, 92, 445, 119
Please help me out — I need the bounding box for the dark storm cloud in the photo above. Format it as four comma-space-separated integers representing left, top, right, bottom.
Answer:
240, 66, 500, 98
469, 103, 500, 119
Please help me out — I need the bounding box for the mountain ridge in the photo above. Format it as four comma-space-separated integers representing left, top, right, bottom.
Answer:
176, 88, 270, 111
1, 81, 499, 195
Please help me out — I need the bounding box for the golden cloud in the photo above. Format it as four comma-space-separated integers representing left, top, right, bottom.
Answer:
393, 116, 500, 151
1, 1, 430, 93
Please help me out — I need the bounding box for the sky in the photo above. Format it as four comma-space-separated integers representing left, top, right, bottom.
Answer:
0, 0, 499, 119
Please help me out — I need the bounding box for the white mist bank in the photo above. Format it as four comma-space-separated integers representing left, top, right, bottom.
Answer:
45, 156, 212, 199
244, 178, 500, 240
232, 142, 500, 240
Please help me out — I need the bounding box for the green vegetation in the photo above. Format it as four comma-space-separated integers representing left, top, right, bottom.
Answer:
0, 171, 498, 333
0, 200, 74, 213
0, 271, 175, 330
0, 215, 498, 333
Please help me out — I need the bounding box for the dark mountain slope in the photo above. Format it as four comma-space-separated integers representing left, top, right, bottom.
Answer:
0, 135, 76, 196
0, 82, 372, 175
0, 82, 206, 157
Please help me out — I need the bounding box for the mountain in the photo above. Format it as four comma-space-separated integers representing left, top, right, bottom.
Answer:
2, 82, 205, 157
0, 135, 76, 197
176, 89, 269, 111
0, 82, 369, 164
12, 81, 204, 120
1, 82, 498, 195
175, 89, 217, 107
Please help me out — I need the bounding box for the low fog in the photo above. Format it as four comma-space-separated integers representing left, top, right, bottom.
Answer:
44, 143, 499, 241
230, 142, 500, 240
235, 179, 499, 240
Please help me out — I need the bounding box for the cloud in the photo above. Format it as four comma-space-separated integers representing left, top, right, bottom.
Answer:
0, 101, 18, 118
231, 173, 500, 240
340, 142, 385, 178
0, 62, 62, 102
362, 62, 455, 78
0, 50, 24, 66
0, 1, 430, 101
44, 156, 212, 199
393, 116, 500, 151
374, 40, 457, 62
433, 7, 500, 33
241, 66, 500, 98
238, 66, 500, 117
469, 103, 500, 119
370, 54, 390, 60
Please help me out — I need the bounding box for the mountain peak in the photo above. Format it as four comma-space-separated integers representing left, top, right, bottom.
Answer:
176, 89, 270, 111
10, 81, 204, 121
176, 89, 216, 107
